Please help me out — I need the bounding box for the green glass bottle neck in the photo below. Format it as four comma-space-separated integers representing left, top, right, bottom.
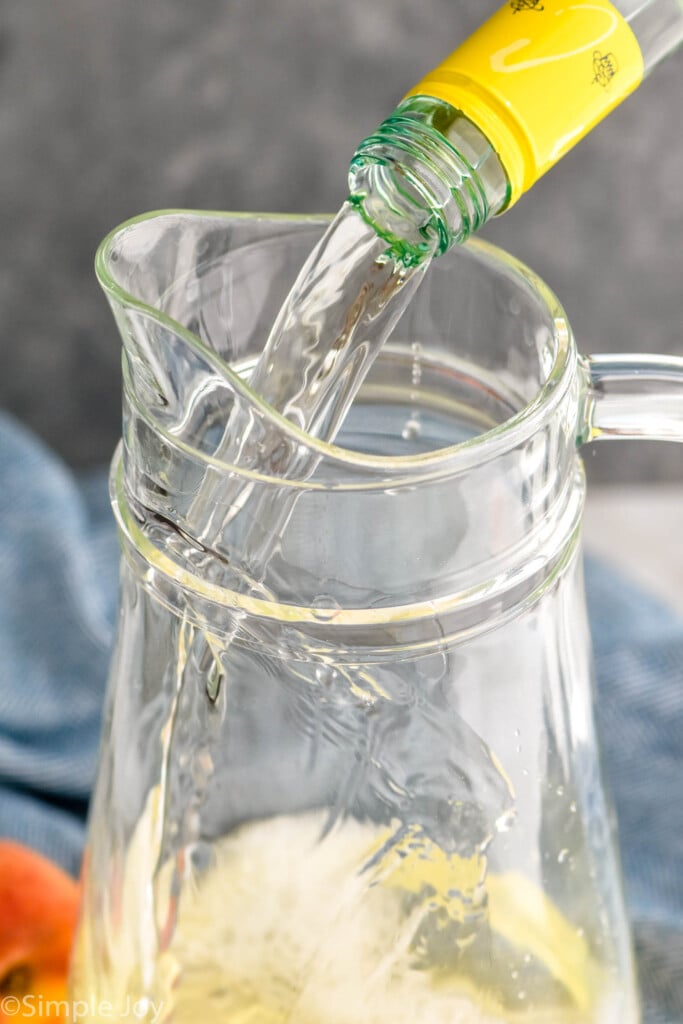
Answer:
348, 96, 511, 263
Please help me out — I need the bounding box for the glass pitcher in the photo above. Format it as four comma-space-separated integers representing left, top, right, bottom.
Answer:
70, 212, 683, 1024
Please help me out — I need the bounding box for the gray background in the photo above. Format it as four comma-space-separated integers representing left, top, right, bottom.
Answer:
2, 0, 682, 480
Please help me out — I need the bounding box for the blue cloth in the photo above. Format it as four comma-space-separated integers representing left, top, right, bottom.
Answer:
0, 413, 118, 871
0, 410, 681, 1021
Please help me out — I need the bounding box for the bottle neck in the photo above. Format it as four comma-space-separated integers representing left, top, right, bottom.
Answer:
617, 0, 683, 72
348, 96, 510, 260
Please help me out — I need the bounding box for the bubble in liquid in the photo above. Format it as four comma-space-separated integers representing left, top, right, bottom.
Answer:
495, 807, 517, 833
401, 417, 422, 440
311, 594, 341, 621
514, 728, 522, 754
410, 341, 423, 387
558, 848, 570, 864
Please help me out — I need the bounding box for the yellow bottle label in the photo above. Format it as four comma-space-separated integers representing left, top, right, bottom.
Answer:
407, 0, 644, 205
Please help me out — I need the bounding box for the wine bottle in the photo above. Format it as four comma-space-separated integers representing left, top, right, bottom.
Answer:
349, 0, 683, 256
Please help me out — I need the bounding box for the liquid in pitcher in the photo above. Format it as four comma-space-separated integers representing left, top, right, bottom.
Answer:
72, 808, 629, 1024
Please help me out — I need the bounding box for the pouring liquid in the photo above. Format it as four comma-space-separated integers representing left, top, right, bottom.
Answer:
188, 201, 433, 554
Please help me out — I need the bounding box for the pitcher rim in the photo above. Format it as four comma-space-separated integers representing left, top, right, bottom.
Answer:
95, 208, 576, 484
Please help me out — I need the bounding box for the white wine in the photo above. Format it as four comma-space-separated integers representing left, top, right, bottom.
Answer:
72, 809, 630, 1024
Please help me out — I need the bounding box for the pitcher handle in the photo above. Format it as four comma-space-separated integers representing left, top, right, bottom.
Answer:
578, 353, 683, 444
